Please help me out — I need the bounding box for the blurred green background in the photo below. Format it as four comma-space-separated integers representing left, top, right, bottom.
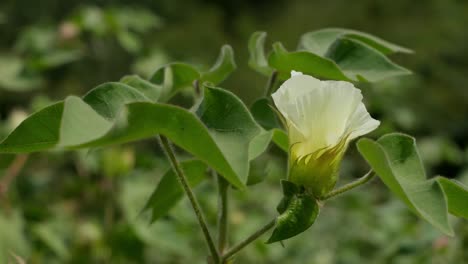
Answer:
1, 0, 468, 263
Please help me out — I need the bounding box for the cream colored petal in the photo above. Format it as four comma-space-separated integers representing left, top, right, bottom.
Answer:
345, 103, 380, 141
273, 73, 379, 158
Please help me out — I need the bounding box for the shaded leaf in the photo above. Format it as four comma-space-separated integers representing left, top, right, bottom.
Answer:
144, 160, 208, 222
250, 98, 280, 130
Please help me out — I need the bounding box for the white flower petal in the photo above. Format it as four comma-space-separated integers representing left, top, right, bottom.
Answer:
272, 74, 379, 158
346, 103, 380, 140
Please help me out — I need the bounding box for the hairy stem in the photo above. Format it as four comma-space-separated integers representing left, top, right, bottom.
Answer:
217, 174, 229, 254
222, 219, 276, 262
321, 170, 375, 200
158, 136, 220, 263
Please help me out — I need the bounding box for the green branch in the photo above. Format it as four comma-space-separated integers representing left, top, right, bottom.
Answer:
221, 219, 276, 262
159, 136, 220, 263
217, 174, 229, 254
321, 170, 375, 200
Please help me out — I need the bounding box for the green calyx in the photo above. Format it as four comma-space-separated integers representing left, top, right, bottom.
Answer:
288, 140, 347, 198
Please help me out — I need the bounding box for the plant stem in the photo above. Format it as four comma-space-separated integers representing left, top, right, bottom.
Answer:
264, 70, 278, 96
0, 154, 28, 197
217, 173, 229, 254
321, 170, 375, 200
221, 219, 276, 262
158, 136, 220, 263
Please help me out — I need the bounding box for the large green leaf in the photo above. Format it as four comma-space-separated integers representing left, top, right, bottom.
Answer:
248, 31, 273, 75
0, 82, 248, 188
325, 37, 411, 82
149, 63, 200, 101
268, 42, 351, 81
357, 133, 468, 235
201, 45, 236, 85
299, 28, 413, 56
195, 85, 271, 183
144, 160, 208, 222
267, 180, 319, 243
77, 102, 244, 188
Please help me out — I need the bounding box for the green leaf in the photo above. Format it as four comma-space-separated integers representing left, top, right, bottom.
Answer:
267, 181, 319, 243
0, 83, 246, 189
59, 96, 113, 146
299, 28, 413, 56
82, 82, 151, 120
120, 75, 162, 102
436, 177, 468, 219
249, 98, 288, 152
325, 37, 411, 82
74, 102, 245, 189
357, 133, 454, 235
144, 160, 208, 222
149, 63, 200, 101
248, 31, 273, 75
195, 85, 270, 183
250, 98, 280, 130
0, 102, 64, 152
272, 129, 288, 152
268, 42, 351, 81
201, 45, 236, 85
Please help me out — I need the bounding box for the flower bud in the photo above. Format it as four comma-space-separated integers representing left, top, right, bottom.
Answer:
272, 71, 380, 198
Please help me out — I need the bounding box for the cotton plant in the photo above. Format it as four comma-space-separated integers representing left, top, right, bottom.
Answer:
1, 28, 467, 263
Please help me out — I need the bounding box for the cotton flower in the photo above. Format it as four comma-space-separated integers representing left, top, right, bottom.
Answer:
272, 71, 380, 198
